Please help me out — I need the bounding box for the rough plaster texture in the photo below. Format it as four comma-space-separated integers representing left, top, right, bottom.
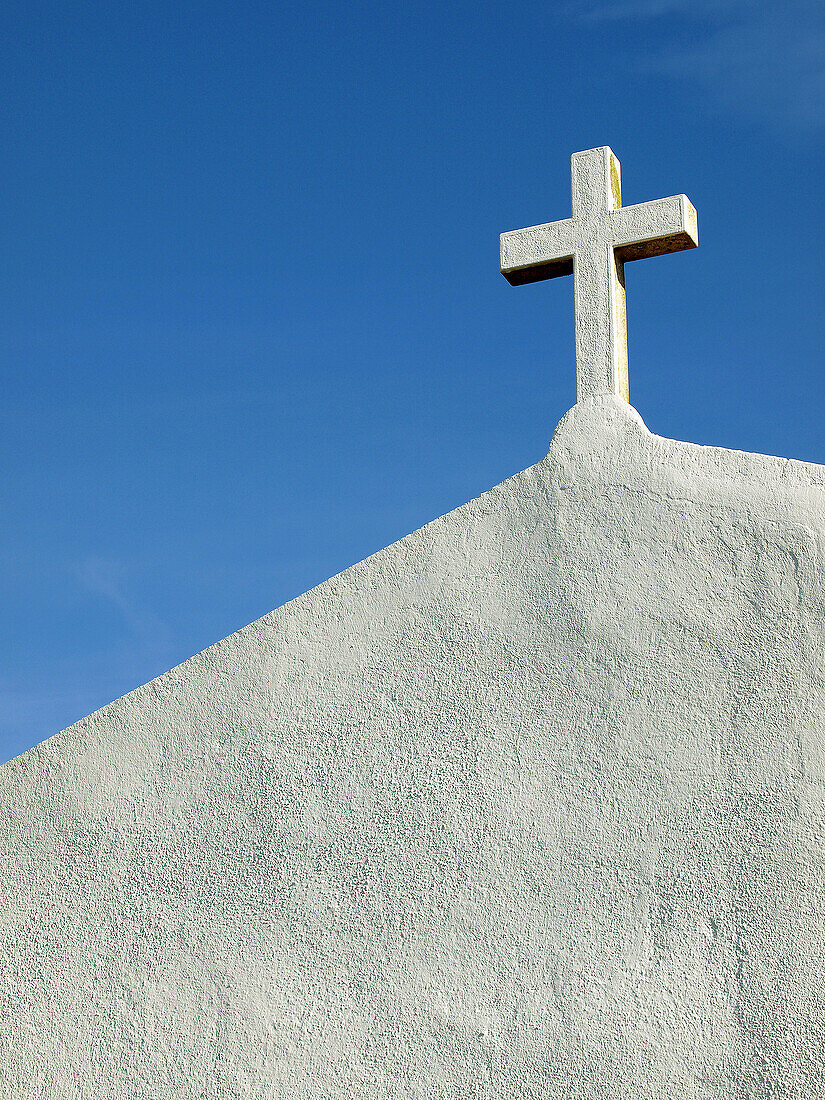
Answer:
3, 396, 825, 1098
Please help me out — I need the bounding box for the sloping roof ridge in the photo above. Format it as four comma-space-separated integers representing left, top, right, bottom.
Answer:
8, 395, 824, 769
3, 444, 550, 767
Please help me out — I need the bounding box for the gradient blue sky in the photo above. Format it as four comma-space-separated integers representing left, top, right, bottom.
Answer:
2, 0, 824, 762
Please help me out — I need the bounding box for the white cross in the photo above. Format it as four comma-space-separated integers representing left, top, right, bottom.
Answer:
500, 147, 698, 404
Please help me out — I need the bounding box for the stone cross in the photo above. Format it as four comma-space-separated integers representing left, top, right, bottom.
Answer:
500, 147, 698, 404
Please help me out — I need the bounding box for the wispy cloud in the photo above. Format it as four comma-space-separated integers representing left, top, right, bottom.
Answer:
577, 0, 744, 20
662, 13, 825, 133
75, 556, 173, 652
571, 0, 825, 134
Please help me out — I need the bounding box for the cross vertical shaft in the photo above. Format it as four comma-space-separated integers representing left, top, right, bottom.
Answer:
572, 148, 628, 403
499, 147, 698, 406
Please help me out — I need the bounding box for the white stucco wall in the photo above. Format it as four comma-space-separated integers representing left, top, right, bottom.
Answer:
2, 396, 825, 1098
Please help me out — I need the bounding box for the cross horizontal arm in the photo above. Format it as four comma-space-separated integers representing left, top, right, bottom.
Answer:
611, 195, 698, 262
500, 218, 575, 286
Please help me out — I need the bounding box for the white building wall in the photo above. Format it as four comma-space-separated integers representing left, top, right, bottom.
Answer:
2, 397, 825, 1098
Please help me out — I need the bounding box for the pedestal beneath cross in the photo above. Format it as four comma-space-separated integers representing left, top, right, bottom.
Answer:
500, 146, 698, 404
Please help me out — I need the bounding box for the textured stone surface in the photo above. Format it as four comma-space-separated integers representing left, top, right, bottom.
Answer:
2, 396, 825, 1098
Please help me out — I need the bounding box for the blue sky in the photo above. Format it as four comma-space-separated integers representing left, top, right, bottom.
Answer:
2, 0, 824, 762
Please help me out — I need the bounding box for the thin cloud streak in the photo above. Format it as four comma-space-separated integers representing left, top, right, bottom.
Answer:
576, 0, 744, 20
571, 0, 825, 134
658, 14, 825, 134
75, 556, 173, 653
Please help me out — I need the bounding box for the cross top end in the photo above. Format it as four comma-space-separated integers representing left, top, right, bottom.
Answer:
500, 147, 698, 405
